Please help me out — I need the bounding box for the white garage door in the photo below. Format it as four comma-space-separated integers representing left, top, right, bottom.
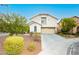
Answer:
41, 27, 56, 34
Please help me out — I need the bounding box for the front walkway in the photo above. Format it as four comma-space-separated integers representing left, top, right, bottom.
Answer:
39, 34, 79, 55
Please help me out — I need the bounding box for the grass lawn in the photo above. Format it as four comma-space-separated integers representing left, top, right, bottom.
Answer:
0, 33, 41, 55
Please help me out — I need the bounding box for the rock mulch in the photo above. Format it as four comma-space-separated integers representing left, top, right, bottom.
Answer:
0, 34, 41, 55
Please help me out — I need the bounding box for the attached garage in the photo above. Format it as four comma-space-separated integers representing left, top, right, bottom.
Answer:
41, 27, 56, 34
29, 14, 58, 34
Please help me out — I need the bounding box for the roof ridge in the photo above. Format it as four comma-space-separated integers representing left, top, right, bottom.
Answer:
30, 13, 58, 20
72, 16, 79, 18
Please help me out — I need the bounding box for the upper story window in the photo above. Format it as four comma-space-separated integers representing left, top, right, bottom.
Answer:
41, 17, 47, 24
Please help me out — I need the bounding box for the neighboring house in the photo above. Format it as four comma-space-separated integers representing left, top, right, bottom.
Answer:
58, 16, 79, 34
0, 14, 5, 19
72, 16, 79, 33
28, 14, 58, 34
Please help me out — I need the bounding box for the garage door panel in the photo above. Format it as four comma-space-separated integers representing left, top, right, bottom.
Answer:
41, 27, 55, 33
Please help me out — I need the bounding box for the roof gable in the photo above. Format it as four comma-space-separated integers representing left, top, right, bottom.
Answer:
72, 16, 79, 19
30, 14, 58, 20
28, 21, 41, 26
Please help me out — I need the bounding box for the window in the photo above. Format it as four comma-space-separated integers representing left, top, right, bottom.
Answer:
34, 26, 37, 32
41, 17, 47, 24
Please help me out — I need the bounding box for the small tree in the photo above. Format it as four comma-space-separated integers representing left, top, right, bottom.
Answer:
61, 18, 76, 34
8, 14, 30, 35
0, 14, 9, 32
0, 14, 30, 35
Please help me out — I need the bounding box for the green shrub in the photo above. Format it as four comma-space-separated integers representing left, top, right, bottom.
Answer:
61, 18, 76, 34
4, 36, 24, 55
27, 41, 36, 52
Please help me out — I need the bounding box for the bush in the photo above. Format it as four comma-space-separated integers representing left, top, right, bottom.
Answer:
27, 41, 36, 52
4, 36, 24, 55
61, 28, 69, 34
61, 18, 76, 34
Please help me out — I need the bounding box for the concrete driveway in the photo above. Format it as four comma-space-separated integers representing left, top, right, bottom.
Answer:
39, 34, 79, 55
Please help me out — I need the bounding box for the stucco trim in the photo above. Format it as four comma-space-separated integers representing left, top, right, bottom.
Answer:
28, 21, 42, 26
41, 27, 56, 28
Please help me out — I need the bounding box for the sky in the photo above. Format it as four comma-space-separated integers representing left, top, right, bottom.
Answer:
0, 4, 79, 20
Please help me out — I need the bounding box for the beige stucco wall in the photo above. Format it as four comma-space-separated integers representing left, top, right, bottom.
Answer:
72, 27, 77, 34
57, 23, 62, 33
31, 14, 57, 27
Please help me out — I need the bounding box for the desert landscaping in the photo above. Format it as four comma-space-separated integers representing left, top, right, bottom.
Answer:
0, 33, 41, 55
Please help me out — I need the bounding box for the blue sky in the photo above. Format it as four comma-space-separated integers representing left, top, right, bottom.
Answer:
0, 4, 79, 20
